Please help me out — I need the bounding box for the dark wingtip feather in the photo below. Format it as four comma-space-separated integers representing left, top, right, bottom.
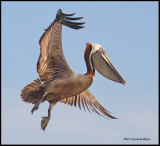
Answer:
56, 9, 85, 30
63, 16, 84, 21
62, 12, 76, 17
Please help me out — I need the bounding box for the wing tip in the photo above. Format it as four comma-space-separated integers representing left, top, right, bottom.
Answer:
56, 9, 85, 30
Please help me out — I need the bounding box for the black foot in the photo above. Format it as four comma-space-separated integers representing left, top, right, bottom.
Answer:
41, 116, 50, 131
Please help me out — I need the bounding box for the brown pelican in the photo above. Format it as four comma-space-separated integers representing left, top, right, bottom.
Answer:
20, 9, 126, 131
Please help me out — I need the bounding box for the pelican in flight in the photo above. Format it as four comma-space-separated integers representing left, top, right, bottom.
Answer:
21, 9, 126, 131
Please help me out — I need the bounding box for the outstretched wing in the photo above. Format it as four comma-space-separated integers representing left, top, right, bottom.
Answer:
37, 9, 85, 82
60, 89, 117, 119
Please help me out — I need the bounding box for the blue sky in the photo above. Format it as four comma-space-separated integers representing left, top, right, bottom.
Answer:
2, 1, 158, 144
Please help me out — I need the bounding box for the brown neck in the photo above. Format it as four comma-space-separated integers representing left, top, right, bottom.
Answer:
84, 43, 95, 77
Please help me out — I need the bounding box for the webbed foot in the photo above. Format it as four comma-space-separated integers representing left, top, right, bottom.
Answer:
41, 116, 50, 131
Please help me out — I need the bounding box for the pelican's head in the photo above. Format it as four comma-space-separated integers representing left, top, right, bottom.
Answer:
84, 42, 126, 85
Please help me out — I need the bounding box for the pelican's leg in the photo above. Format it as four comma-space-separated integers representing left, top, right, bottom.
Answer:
31, 92, 48, 114
41, 102, 55, 131
31, 100, 41, 114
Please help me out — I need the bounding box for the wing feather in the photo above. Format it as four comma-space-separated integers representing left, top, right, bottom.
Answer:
60, 89, 117, 119
37, 9, 85, 82
80, 94, 86, 111
77, 94, 81, 110
74, 95, 77, 107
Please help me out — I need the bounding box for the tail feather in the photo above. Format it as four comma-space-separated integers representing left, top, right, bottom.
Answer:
20, 78, 44, 104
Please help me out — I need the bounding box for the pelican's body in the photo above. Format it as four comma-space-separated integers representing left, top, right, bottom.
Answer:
21, 9, 126, 131
44, 74, 93, 102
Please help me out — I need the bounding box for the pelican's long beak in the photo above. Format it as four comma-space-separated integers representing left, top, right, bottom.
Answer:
91, 49, 126, 85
